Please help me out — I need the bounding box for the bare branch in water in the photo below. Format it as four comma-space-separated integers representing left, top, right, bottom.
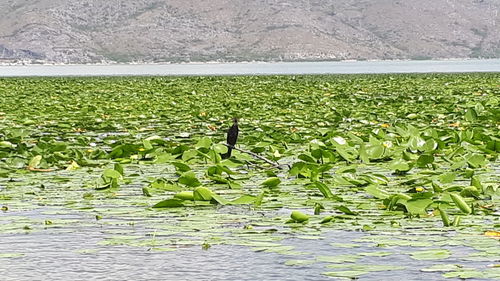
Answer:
223, 144, 282, 169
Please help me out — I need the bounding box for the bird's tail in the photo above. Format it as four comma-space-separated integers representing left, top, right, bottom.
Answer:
222, 147, 232, 159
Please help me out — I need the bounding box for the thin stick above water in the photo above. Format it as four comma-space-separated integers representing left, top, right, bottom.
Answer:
223, 144, 281, 169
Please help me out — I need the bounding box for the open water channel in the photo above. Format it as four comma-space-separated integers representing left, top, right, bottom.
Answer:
0, 59, 499, 77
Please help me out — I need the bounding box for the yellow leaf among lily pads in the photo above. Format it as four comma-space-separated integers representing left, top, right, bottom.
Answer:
66, 161, 80, 171
484, 231, 500, 239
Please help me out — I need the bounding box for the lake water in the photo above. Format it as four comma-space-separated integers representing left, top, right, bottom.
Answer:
0, 59, 499, 77
1, 60, 499, 281
0, 225, 477, 281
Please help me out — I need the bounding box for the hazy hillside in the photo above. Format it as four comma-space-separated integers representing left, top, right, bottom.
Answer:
0, 0, 499, 63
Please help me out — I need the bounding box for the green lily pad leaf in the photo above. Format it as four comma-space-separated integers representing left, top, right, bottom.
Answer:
322, 270, 369, 278
334, 147, 355, 162
149, 179, 182, 191
212, 143, 228, 154
366, 144, 384, 159
450, 193, 472, 214
254, 191, 265, 207
460, 186, 480, 198
0, 141, 15, 149
154, 153, 175, 164
359, 144, 370, 163
417, 154, 434, 167
466, 154, 486, 168
193, 187, 213, 201
142, 187, 152, 197
420, 264, 463, 272
320, 216, 334, 224
409, 135, 425, 150
173, 191, 194, 201
423, 138, 438, 152
210, 193, 229, 205
261, 177, 281, 187
228, 181, 242, 189
152, 199, 185, 208
171, 161, 191, 172
443, 270, 484, 279
230, 195, 256, 205
103, 168, 122, 179
389, 159, 412, 172
178, 171, 202, 187
439, 172, 457, 184
142, 139, 153, 150
0, 253, 24, 258
66, 161, 80, 171
365, 185, 390, 199
450, 159, 466, 170
253, 245, 297, 255
28, 155, 42, 168
208, 175, 229, 184
362, 224, 374, 231
335, 166, 357, 174
358, 251, 392, 257
402, 198, 433, 215
464, 108, 478, 122
312, 181, 334, 199
335, 205, 358, 216
470, 176, 483, 189
114, 163, 124, 176
290, 211, 309, 223
331, 136, 347, 146
407, 113, 418, 119
484, 267, 500, 279
195, 137, 212, 149
410, 249, 451, 260
361, 173, 388, 185
297, 154, 315, 163
439, 207, 451, 227
182, 149, 199, 161
326, 264, 405, 272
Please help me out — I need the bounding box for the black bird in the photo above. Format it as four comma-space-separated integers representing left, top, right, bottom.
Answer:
222, 118, 239, 159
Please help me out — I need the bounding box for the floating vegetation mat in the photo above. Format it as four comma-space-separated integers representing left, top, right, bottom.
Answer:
0, 74, 499, 280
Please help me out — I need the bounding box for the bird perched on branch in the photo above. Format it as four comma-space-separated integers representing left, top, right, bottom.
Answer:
222, 117, 239, 159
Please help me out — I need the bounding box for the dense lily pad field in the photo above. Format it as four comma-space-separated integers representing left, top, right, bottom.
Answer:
0, 74, 499, 279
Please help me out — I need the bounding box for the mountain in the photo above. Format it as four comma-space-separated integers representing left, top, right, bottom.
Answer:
0, 0, 498, 64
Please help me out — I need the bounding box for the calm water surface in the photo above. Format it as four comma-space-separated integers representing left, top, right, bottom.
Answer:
0, 59, 499, 77
0, 222, 483, 281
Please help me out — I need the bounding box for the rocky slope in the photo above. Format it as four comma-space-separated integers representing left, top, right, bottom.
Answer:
0, 0, 498, 63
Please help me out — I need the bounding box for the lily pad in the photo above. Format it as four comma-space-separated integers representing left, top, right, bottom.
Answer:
410, 249, 451, 260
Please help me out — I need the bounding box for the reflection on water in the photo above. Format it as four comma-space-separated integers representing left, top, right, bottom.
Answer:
0, 59, 499, 77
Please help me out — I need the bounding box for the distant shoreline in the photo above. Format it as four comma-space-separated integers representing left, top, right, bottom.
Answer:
1, 57, 498, 67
